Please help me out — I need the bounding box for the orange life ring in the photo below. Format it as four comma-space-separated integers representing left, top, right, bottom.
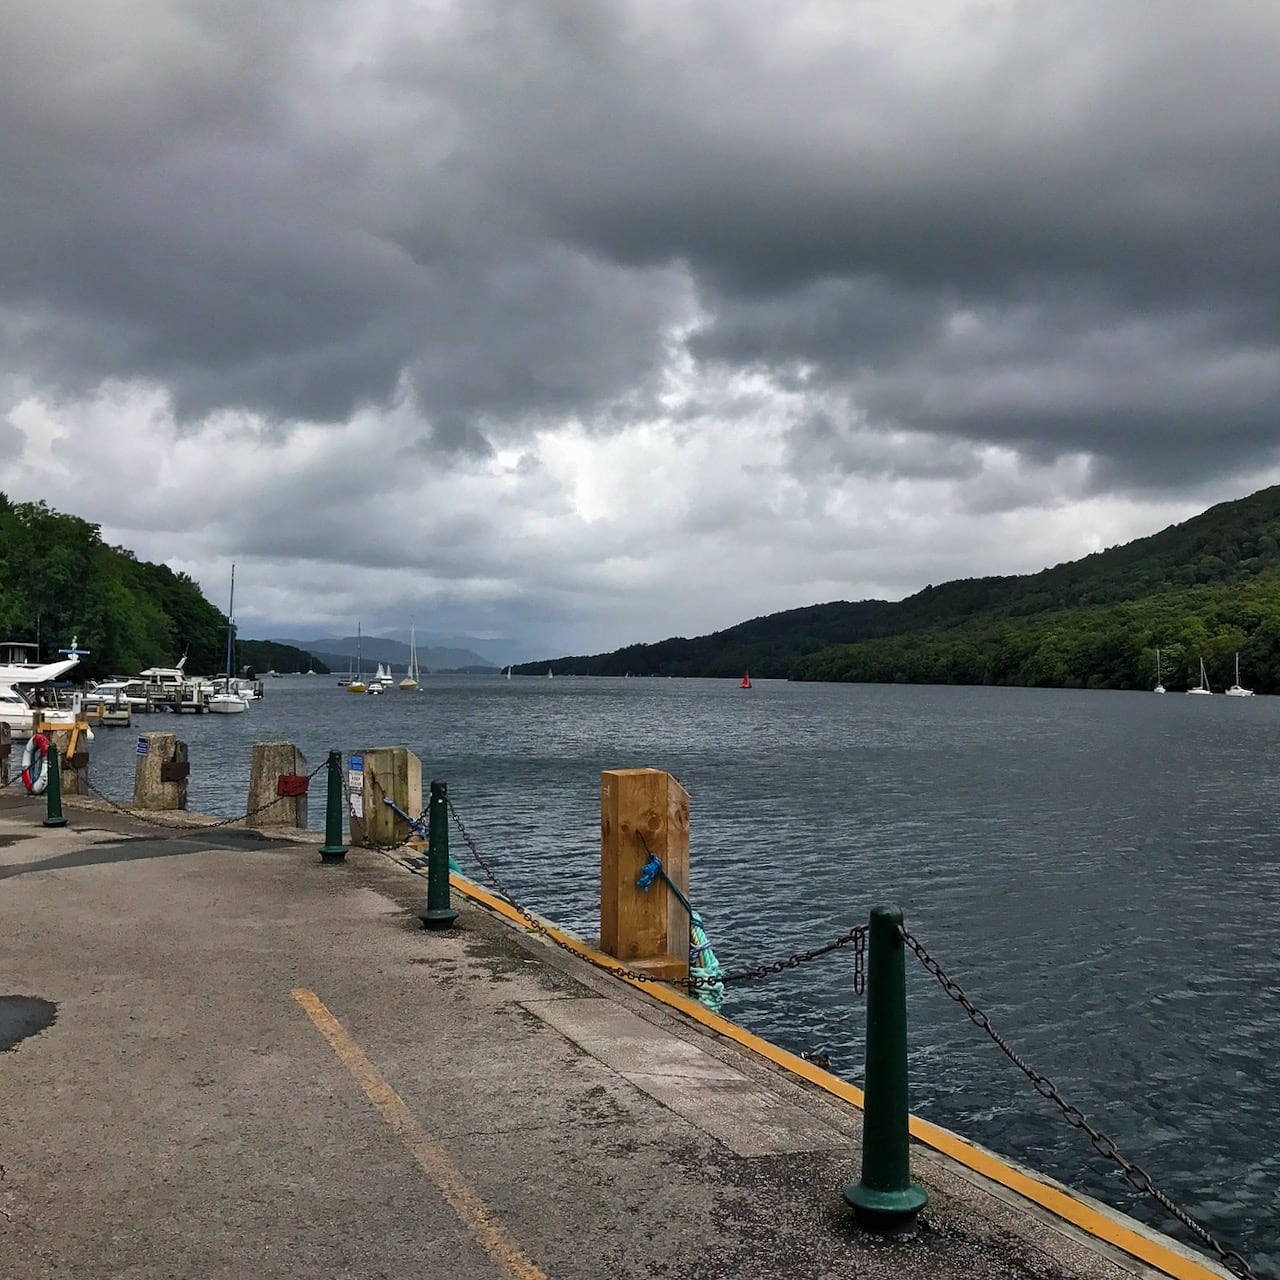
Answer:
21, 732, 49, 795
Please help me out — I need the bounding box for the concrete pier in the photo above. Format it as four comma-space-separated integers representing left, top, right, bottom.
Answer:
0, 794, 1235, 1280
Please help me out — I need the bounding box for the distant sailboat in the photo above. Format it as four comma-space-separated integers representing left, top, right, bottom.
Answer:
1153, 647, 1165, 694
740, 672, 752, 689
208, 564, 250, 715
347, 623, 366, 693
400, 626, 420, 691
1187, 657, 1212, 696
1225, 652, 1254, 697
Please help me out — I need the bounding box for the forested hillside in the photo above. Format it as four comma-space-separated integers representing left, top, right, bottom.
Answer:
525, 485, 1280, 692
0, 496, 310, 681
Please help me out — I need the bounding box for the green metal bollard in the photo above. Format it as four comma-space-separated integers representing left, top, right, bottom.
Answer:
418, 780, 458, 930
319, 750, 347, 862
844, 904, 928, 1232
43, 741, 67, 828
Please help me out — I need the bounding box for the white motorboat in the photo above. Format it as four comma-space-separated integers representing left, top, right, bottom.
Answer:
0, 640, 81, 687
0, 686, 84, 739
0, 639, 88, 739
87, 678, 151, 709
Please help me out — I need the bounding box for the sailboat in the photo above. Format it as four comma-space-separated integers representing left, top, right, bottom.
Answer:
208, 565, 250, 714
1187, 657, 1212, 696
347, 623, 366, 693
399, 626, 421, 691
1153, 648, 1166, 694
740, 672, 752, 689
1225, 652, 1254, 697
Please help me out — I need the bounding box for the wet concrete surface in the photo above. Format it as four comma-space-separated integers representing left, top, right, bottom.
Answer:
0, 793, 1226, 1280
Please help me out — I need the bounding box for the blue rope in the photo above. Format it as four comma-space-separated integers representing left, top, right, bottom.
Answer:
636, 849, 725, 1011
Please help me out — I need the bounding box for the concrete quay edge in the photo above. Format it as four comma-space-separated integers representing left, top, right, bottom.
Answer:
1, 792, 1239, 1280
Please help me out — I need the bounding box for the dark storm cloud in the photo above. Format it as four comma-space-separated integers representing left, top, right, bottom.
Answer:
4, 0, 1280, 493
0, 1, 685, 429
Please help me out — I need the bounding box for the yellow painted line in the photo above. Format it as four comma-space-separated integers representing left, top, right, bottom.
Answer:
445, 873, 1226, 1280
291, 988, 548, 1280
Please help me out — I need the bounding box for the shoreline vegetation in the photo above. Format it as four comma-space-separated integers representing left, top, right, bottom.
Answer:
12, 485, 1280, 694
519, 485, 1280, 695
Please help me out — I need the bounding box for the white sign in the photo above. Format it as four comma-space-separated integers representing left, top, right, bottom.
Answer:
347, 753, 364, 818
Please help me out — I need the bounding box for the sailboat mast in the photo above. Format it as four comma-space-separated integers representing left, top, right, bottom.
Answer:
225, 563, 236, 679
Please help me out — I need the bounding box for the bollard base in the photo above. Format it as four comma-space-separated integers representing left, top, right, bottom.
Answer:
419, 906, 458, 930
42, 815, 68, 829
319, 845, 348, 863
843, 1182, 928, 1234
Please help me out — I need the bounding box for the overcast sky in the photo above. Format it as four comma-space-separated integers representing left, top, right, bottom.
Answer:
3, 1, 1279, 663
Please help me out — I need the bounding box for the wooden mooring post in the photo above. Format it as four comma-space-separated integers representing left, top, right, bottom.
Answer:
348, 747, 423, 847
600, 769, 690, 982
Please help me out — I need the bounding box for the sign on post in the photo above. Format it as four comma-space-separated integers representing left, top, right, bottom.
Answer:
347, 753, 364, 818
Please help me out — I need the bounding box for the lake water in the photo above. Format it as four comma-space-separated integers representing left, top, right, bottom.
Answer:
81, 675, 1280, 1275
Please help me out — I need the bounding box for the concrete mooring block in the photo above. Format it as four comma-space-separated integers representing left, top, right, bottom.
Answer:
133, 733, 188, 810
247, 742, 309, 828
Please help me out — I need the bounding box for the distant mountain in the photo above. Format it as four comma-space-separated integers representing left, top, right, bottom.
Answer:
515, 484, 1280, 694
272, 636, 496, 673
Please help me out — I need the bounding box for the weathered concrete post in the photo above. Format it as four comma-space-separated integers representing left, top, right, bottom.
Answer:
600, 769, 690, 982
246, 742, 309, 828
133, 733, 189, 810
348, 747, 422, 847
0, 722, 10, 786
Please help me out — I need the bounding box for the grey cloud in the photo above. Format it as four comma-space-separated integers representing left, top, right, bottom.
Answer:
5, 0, 1280, 506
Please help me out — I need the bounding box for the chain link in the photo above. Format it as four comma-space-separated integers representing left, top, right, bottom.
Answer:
337, 763, 426, 853
704, 925, 868, 992
900, 929, 1264, 1280
446, 797, 868, 997
82, 756, 329, 831
445, 795, 682, 986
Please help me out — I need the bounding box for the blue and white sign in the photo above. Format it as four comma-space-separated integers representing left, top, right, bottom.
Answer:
347, 753, 364, 818
136, 737, 149, 755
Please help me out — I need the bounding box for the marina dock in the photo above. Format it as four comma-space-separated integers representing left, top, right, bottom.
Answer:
0, 793, 1236, 1280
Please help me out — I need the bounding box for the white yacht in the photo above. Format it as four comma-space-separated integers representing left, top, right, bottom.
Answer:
0, 640, 87, 739
1187, 657, 1213, 695
1225, 653, 1254, 697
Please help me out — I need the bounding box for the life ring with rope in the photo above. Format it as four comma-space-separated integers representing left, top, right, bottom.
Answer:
21, 731, 50, 795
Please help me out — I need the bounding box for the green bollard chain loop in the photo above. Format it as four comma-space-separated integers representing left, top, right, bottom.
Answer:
843, 904, 927, 1232
43, 740, 67, 828
419, 780, 458, 930
319, 750, 347, 862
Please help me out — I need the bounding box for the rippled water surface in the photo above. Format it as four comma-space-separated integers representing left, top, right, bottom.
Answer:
85, 675, 1280, 1272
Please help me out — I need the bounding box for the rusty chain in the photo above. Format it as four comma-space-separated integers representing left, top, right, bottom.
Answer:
900, 928, 1264, 1280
